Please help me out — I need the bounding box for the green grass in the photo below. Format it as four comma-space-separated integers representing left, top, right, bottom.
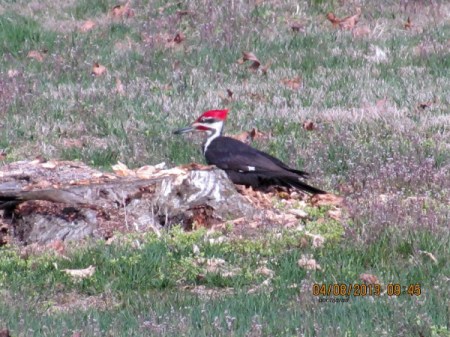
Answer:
1, 228, 449, 336
1, 0, 450, 335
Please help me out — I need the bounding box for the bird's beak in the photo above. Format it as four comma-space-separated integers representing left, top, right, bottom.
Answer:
173, 126, 195, 135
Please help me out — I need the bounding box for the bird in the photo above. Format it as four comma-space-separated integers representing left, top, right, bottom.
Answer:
173, 109, 326, 194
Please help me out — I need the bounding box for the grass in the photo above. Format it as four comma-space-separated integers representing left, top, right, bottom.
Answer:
0, 0, 450, 335
1, 228, 449, 336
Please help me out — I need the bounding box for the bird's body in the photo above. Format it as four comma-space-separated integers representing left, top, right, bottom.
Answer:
174, 109, 325, 194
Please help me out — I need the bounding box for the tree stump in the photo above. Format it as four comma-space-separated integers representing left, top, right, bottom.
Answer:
0, 160, 255, 244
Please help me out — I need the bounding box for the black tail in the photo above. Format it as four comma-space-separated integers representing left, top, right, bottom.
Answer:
284, 176, 326, 194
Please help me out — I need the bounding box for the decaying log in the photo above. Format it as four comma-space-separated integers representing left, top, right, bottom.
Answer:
0, 160, 255, 244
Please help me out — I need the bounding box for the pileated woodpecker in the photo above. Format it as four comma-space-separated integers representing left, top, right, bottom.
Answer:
174, 109, 326, 194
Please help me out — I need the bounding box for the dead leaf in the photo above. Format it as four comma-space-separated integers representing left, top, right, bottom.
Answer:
247, 92, 267, 102
360, 273, 380, 284
255, 266, 274, 278
327, 8, 361, 30
71, 332, 82, 337
218, 89, 234, 105
404, 16, 412, 30
0, 329, 11, 337
229, 131, 253, 143
80, 20, 96, 32
112, 161, 135, 177
92, 62, 107, 76
41, 161, 57, 169
47, 239, 65, 255
228, 128, 268, 144
110, 1, 134, 18
288, 208, 308, 218
135, 163, 166, 179
7, 69, 20, 78
418, 101, 432, 109
177, 10, 194, 18
419, 250, 437, 264
327, 208, 342, 221
261, 61, 272, 74
298, 254, 321, 270
0, 150, 7, 161
326, 13, 340, 28
305, 233, 325, 248
302, 120, 316, 131
62, 265, 96, 281
173, 32, 185, 44
238, 51, 261, 70
27, 50, 45, 62
310, 193, 343, 207
291, 22, 305, 32
165, 32, 185, 48
281, 76, 302, 90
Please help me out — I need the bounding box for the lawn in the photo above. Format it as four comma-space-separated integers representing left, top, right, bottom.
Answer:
0, 0, 449, 336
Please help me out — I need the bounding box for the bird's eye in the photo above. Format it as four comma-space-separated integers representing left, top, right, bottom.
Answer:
200, 117, 214, 123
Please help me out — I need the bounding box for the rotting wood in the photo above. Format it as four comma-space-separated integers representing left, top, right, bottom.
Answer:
0, 160, 255, 244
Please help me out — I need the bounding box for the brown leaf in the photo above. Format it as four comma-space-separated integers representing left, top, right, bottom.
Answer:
419, 250, 437, 264
302, 120, 316, 131
418, 101, 432, 109
310, 193, 343, 207
305, 233, 325, 248
404, 16, 412, 30
249, 127, 268, 140
165, 32, 185, 48
281, 76, 302, 90
71, 332, 82, 337
111, 1, 134, 18
173, 32, 185, 44
47, 239, 65, 255
80, 20, 96, 32
360, 273, 380, 284
112, 161, 135, 177
219, 89, 234, 103
261, 60, 272, 74
0, 329, 11, 337
135, 163, 166, 179
229, 131, 252, 143
326, 13, 340, 28
248, 92, 267, 102
228, 128, 268, 144
291, 22, 305, 32
27, 50, 45, 62
0, 150, 7, 161
255, 266, 274, 278
92, 62, 107, 76
62, 265, 96, 281
339, 9, 361, 30
238, 51, 261, 70
327, 8, 361, 30
327, 208, 342, 221
177, 10, 194, 18
297, 254, 321, 270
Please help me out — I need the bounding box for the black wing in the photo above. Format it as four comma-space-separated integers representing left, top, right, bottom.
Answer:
205, 137, 325, 194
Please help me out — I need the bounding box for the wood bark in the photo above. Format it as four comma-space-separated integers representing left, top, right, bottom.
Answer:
0, 160, 255, 244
